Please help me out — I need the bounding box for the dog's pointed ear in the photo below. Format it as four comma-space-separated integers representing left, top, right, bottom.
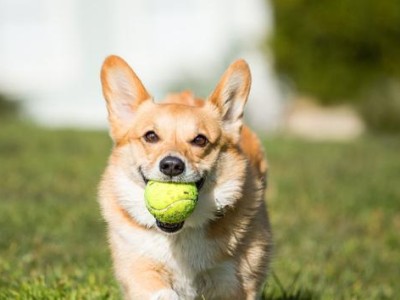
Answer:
208, 59, 251, 142
100, 55, 151, 141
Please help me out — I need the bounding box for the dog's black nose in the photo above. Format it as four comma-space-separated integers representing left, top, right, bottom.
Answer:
159, 156, 185, 176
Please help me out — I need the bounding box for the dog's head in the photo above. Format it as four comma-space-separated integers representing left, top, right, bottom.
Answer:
101, 56, 251, 233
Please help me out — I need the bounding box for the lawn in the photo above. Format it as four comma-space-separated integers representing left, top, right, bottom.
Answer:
0, 121, 399, 299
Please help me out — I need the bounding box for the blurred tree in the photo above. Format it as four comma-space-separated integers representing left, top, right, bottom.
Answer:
0, 93, 20, 119
359, 80, 400, 133
269, 0, 400, 105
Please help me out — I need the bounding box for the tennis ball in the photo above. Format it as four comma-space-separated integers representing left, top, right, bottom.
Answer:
144, 181, 198, 224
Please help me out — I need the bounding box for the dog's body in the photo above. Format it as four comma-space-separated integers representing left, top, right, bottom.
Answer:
99, 56, 272, 300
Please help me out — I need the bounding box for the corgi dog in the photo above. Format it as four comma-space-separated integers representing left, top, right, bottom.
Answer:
98, 55, 272, 300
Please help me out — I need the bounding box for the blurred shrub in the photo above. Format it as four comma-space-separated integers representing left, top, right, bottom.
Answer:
358, 80, 400, 133
270, 0, 400, 105
0, 93, 20, 119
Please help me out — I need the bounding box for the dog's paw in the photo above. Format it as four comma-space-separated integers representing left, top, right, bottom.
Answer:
150, 289, 180, 300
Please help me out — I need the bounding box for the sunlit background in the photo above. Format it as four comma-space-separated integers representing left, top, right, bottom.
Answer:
0, 0, 282, 130
1, 0, 399, 298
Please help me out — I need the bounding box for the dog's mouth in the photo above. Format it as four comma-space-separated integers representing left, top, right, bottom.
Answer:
139, 168, 205, 190
195, 177, 205, 190
156, 220, 184, 233
139, 168, 204, 233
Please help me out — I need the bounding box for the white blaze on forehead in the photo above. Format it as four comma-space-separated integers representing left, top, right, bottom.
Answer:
153, 108, 202, 140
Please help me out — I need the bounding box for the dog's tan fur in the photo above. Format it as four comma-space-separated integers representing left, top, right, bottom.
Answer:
99, 55, 272, 299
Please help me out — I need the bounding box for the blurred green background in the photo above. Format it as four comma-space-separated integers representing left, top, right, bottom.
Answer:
1, 0, 400, 299
270, 0, 400, 133
1, 120, 399, 299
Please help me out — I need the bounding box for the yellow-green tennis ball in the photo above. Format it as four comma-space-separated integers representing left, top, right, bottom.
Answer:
144, 181, 198, 224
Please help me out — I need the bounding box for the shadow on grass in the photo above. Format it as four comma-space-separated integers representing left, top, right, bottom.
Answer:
262, 272, 317, 300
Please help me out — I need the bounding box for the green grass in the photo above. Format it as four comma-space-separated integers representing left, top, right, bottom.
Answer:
1, 121, 399, 299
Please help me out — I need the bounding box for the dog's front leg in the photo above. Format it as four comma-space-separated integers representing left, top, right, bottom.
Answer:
115, 257, 178, 300
111, 243, 177, 300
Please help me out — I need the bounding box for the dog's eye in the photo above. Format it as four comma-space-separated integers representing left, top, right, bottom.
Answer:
191, 134, 208, 147
144, 131, 159, 143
